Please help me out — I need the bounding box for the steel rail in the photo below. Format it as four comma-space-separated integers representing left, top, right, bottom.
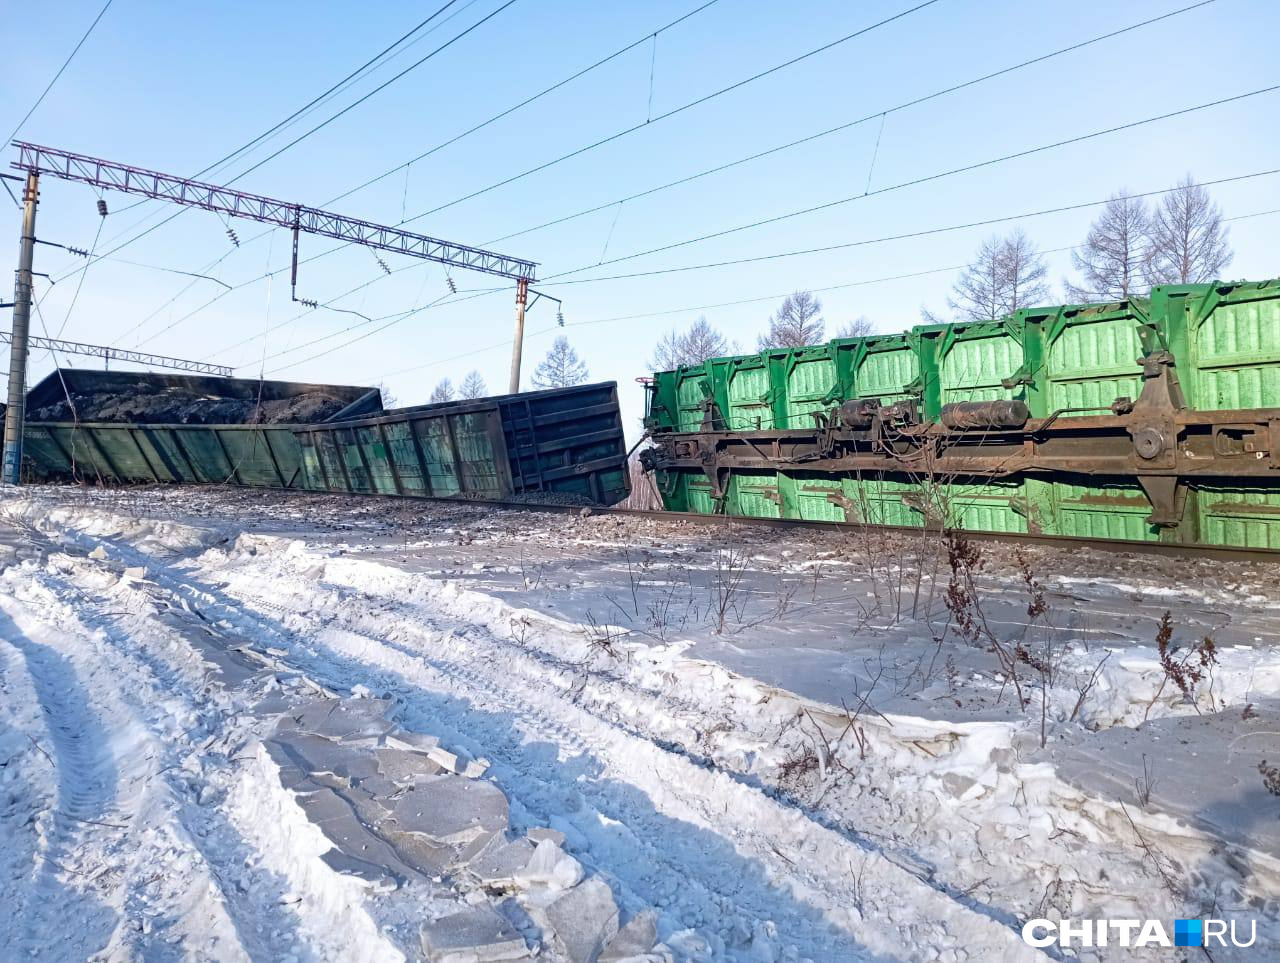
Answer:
267, 488, 1280, 564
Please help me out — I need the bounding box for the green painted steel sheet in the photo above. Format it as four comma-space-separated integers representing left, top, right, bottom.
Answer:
24, 423, 301, 487
452, 412, 502, 496
291, 382, 627, 506
1051, 480, 1159, 542
785, 351, 838, 428
1194, 486, 1280, 549
416, 417, 462, 496
726, 471, 781, 518
337, 428, 371, 493
943, 481, 1029, 534
855, 343, 918, 403
938, 330, 1024, 406
727, 364, 774, 430
1189, 284, 1280, 410
383, 421, 428, 495
297, 433, 325, 490
1043, 307, 1145, 413
784, 474, 845, 522
676, 369, 710, 431
649, 281, 1280, 549
355, 425, 398, 495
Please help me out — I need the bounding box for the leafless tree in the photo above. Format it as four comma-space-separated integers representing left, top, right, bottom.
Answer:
949, 229, 1051, 322
1066, 192, 1152, 302
758, 291, 825, 350
835, 316, 875, 339
532, 336, 589, 389
429, 378, 454, 404
649, 316, 733, 371
1145, 174, 1232, 285
375, 381, 398, 409
458, 370, 487, 399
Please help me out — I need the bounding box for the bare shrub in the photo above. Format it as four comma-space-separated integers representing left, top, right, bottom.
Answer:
1134, 754, 1158, 808
709, 543, 751, 634
1260, 760, 1280, 799
582, 612, 622, 658
508, 616, 533, 647
778, 745, 821, 786
1121, 802, 1185, 900
1143, 612, 1218, 721
1068, 651, 1111, 723
942, 531, 1026, 709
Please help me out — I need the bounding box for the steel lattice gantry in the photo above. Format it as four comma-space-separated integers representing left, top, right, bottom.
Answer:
4, 142, 545, 481
12, 142, 537, 280
0, 331, 233, 377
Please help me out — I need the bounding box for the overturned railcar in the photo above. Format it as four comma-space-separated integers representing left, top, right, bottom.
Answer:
20, 371, 630, 507
642, 279, 1280, 549
294, 382, 629, 506
20, 369, 381, 488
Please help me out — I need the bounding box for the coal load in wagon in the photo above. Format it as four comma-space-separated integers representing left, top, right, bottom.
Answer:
24, 369, 378, 425
19, 369, 381, 487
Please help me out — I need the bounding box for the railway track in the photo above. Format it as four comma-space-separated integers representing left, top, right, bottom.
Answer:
279, 488, 1280, 564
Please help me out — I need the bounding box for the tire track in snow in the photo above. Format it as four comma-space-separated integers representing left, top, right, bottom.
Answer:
14, 557, 401, 963
0, 635, 55, 956
1, 600, 125, 960
61, 525, 1041, 962
1, 548, 344, 962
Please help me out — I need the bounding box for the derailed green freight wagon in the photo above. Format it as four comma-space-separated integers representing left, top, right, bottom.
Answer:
643, 279, 1280, 549
19, 369, 381, 486
295, 382, 630, 506
23, 421, 308, 487
1176, 280, 1280, 547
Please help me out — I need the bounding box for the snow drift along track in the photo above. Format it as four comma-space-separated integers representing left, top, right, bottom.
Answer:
0, 493, 1048, 961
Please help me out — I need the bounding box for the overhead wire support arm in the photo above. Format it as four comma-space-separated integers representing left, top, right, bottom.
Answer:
0, 331, 234, 377
11, 142, 538, 281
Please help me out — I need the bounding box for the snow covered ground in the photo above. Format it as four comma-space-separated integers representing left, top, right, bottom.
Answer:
1, 484, 1277, 961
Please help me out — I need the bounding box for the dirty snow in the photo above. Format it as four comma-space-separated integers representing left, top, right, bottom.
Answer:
1, 485, 1277, 961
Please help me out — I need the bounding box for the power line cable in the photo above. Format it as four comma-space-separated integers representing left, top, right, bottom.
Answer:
64, 0, 1233, 358
53, 0, 521, 288
53, 217, 105, 338
206, 0, 525, 186
97, 0, 939, 343
263, 288, 501, 374
371, 206, 1280, 380
255, 172, 1277, 375
321, 0, 724, 209
210, 261, 425, 359
399, 0, 943, 223
482, 0, 1222, 245
104, 0, 472, 224
543, 84, 1279, 281
3, 0, 115, 149
102, 0, 721, 342
195, 1, 470, 183
537, 168, 1280, 285
136, 0, 1213, 334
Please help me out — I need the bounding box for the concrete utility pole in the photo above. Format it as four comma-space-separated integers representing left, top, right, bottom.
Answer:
508, 276, 529, 393
2, 169, 39, 485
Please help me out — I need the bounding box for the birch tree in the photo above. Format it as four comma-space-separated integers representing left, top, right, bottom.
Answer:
1067, 192, 1151, 302
758, 291, 825, 349
949, 229, 1051, 321
1145, 175, 1232, 285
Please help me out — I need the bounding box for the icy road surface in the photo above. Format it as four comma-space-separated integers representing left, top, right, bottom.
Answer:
1, 485, 1277, 962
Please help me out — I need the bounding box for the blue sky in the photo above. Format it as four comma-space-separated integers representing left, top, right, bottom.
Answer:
4, 0, 1277, 435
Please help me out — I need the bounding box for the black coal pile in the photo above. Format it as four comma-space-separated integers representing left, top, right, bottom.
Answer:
29, 385, 357, 425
